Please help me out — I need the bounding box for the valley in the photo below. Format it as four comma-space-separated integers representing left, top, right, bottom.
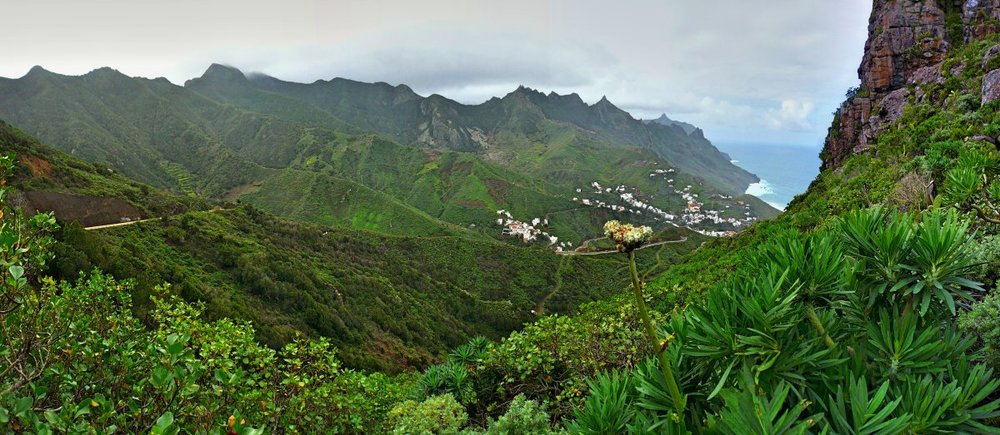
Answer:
5, 0, 1000, 432
0, 64, 777, 250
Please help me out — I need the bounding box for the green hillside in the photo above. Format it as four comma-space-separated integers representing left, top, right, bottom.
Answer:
0, 122, 710, 375
50, 207, 632, 372
0, 119, 204, 220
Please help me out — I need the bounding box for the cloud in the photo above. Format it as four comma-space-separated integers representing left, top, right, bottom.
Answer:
764, 100, 816, 131
201, 30, 616, 99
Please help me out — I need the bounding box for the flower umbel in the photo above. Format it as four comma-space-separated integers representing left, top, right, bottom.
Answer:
603, 220, 653, 252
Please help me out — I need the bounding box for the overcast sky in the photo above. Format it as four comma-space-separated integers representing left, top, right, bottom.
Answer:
3, 0, 871, 146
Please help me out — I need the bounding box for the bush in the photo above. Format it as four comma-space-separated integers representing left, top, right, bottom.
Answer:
960, 290, 1000, 370
387, 394, 468, 435
483, 395, 560, 435
954, 93, 982, 113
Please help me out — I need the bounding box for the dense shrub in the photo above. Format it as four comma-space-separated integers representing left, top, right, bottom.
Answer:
960, 290, 1000, 370
387, 394, 468, 435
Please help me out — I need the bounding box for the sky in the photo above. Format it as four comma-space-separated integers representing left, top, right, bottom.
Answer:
2, 0, 872, 146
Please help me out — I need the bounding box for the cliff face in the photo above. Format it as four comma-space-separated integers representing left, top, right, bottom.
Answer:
821, 0, 1000, 169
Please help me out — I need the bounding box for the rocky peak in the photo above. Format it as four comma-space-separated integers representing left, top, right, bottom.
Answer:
860, 0, 948, 93
22, 65, 54, 79
647, 113, 699, 135
83, 67, 128, 79
546, 91, 587, 106
508, 85, 545, 98
690, 128, 707, 140
190, 64, 249, 86
592, 95, 632, 119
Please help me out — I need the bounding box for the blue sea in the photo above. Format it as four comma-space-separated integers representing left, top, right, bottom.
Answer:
715, 142, 822, 211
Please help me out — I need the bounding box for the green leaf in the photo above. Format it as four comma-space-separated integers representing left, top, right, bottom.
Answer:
151, 365, 172, 388
151, 412, 176, 435
167, 339, 184, 356
940, 288, 956, 315
708, 360, 736, 400
8, 265, 23, 280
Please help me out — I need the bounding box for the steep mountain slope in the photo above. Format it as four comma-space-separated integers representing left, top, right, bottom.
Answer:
1, 120, 694, 372
0, 119, 203, 223
0, 68, 555, 239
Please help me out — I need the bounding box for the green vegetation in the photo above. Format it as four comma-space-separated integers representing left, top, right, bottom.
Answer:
1, 120, 703, 377
0, 64, 775, 246
373, 30, 1000, 432
0, 120, 203, 217
3, 21, 1000, 433
50, 207, 630, 372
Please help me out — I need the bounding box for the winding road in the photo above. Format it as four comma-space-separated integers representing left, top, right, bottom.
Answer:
83, 207, 231, 231
83, 217, 161, 231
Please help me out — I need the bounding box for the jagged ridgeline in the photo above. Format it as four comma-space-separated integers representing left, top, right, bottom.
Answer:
0, 62, 777, 248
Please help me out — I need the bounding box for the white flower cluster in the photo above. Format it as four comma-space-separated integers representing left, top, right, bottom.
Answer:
604, 220, 653, 252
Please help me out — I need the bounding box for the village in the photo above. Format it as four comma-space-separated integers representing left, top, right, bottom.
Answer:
495, 209, 575, 252
495, 167, 760, 250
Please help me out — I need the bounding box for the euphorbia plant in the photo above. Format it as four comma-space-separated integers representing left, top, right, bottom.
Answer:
603, 221, 685, 412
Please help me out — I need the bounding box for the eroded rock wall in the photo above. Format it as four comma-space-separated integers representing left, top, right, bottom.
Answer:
821, 0, 999, 169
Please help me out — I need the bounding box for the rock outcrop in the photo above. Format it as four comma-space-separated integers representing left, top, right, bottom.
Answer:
821, 0, 1000, 169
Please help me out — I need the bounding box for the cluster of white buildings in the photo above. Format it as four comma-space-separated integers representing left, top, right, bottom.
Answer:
567, 176, 760, 236
495, 210, 574, 251
674, 184, 757, 230
494, 169, 761, 247
572, 181, 676, 219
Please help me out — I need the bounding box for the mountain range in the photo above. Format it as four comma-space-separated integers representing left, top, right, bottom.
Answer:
0, 64, 777, 247
0, 61, 778, 371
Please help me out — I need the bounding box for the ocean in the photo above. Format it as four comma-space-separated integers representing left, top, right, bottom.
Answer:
715, 142, 822, 211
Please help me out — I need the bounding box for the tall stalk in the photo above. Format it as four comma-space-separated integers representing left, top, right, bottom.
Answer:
628, 251, 685, 412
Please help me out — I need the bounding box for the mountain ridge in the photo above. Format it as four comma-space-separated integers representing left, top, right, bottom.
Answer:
0, 64, 778, 245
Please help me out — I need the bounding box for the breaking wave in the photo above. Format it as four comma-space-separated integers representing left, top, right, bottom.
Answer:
745, 179, 774, 197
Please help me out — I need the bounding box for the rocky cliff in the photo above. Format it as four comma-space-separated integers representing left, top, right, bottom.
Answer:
822, 0, 1000, 169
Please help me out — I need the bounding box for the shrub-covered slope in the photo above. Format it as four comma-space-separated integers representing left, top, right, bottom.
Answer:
1, 123, 691, 373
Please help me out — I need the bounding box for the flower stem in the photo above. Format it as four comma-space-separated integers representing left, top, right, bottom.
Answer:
804, 304, 836, 349
628, 251, 685, 412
